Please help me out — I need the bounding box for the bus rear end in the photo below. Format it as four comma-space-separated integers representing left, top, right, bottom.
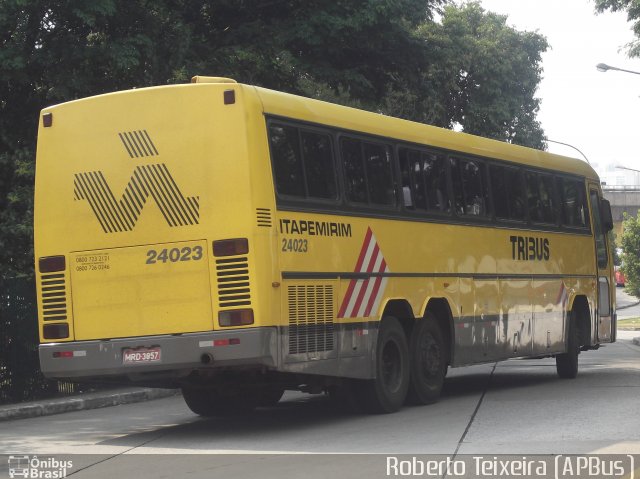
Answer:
34, 79, 277, 386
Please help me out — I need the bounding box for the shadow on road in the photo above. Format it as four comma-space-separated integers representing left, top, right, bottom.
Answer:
95, 363, 566, 451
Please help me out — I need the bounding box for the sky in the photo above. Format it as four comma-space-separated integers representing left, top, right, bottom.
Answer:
477, 0, 640, 183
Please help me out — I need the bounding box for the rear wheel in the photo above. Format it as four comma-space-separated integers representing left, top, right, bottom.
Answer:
407, 315, 447, 405
556, 313, 580, 379
181, 387, 258, 416
357, 317, 409, 414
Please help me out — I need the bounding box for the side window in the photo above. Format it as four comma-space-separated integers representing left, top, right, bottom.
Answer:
539, 173, 557, 223
526, 171, 557, 224
490, 165, 509, 219
301, 131, 336, 199
559, 177, 588, 228
590, 190, 609, 268
423, 152, 450, 213
490, 165, 525, 221
341, 137, 394, 206
269, 123, 337, 200
364, 142, 394, 206
399, 148, 426, 210
269, 124, 305, 197
342, 138, 368, 204
450, 157, 489, 216
399, 148, 451, 214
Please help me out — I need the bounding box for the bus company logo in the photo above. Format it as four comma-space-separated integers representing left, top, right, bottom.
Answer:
8, 455, 73, 478
338, 227, 390, 319
73, 163, 199, 233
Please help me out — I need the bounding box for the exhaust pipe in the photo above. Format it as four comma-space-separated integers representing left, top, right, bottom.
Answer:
200, 353, 214, 365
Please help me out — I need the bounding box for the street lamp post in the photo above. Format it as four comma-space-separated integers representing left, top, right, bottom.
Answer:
545, 139, 591, 164
596, 63, 640, 75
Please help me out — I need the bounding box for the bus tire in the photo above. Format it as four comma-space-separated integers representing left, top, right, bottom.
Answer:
556, 315, 579, 379
181, 387, 257, 416
407, 314, 447, 405
358, 316, 410, 414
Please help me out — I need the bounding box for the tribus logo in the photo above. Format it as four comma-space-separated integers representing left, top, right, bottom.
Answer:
73, 164, 199, 233
8, 456, 73, 478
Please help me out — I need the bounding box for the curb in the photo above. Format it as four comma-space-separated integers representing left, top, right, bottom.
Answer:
0, 387, 179, 422
617, 301, 640, 310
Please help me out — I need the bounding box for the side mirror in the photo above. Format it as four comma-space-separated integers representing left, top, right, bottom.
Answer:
601, 198, 614, 232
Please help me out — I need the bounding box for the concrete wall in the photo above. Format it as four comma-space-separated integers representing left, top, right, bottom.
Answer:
602, 188, 640, 236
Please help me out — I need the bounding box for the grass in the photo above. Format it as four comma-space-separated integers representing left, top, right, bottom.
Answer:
618, 317, 640, 330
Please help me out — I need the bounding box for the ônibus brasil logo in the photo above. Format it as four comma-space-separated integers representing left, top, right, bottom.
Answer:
8, 456, 73, 478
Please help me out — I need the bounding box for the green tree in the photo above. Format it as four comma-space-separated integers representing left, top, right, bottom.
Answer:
0, 0, 196, 278
620, 212, 640, 296
412, 2, 548, 148
609, 231, 621, 267
0, 0, 548, 279
595, 0, 640, 57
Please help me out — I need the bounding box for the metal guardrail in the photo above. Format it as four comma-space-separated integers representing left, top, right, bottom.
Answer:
602, 185, 640, 191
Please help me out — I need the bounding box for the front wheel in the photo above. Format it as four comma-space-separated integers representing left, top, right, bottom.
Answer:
556, 314, 579, 379
407, 315, 447, 405
357, 317, 410, 414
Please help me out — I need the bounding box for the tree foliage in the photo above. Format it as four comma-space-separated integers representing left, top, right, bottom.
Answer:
0, 0, 548, 278
620, 212, 640, 296
595, 0, 640, 57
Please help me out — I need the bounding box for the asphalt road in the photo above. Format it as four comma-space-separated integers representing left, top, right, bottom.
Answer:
616, 286, 640, 319
1, 329, 638, 478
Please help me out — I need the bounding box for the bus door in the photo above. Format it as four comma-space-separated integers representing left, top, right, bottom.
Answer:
588, 186, 614, 342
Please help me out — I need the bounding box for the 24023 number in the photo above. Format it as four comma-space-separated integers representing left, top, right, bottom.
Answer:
281, 238, 308, 253
146, 246, 203, 264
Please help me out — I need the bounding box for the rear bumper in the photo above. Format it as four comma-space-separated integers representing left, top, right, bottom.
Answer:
39, 327, 278, 380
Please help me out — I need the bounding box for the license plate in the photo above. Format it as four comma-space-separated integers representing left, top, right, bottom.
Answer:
122, 347, 161, 364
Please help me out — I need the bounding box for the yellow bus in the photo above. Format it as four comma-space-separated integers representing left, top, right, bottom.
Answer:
34, 76, 616, 414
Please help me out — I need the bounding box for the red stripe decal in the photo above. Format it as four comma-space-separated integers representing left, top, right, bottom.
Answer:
338, 228, 373, 318
354, 228, 373, 272
338, 227, 391, 319
351, 244, 380, 316
363, 260, 387, 317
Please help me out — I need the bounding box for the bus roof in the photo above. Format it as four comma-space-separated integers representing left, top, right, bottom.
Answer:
251, 84, 599, 181
40, 78, 600, 182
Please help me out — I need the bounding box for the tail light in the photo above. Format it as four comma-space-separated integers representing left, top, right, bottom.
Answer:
43, 323, 69, 339
219, 309, 254, 327
213, 238, 248, 257
39, 255, 66, 273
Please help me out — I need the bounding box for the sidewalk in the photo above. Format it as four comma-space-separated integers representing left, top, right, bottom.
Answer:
0, 387, 178, 422
616, 288, 640, 310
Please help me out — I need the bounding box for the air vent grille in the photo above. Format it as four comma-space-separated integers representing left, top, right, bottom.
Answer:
40, 273, 68, 321
288, 284, 334, 354
256, 208, 272, 227
216, 257, 251, 307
